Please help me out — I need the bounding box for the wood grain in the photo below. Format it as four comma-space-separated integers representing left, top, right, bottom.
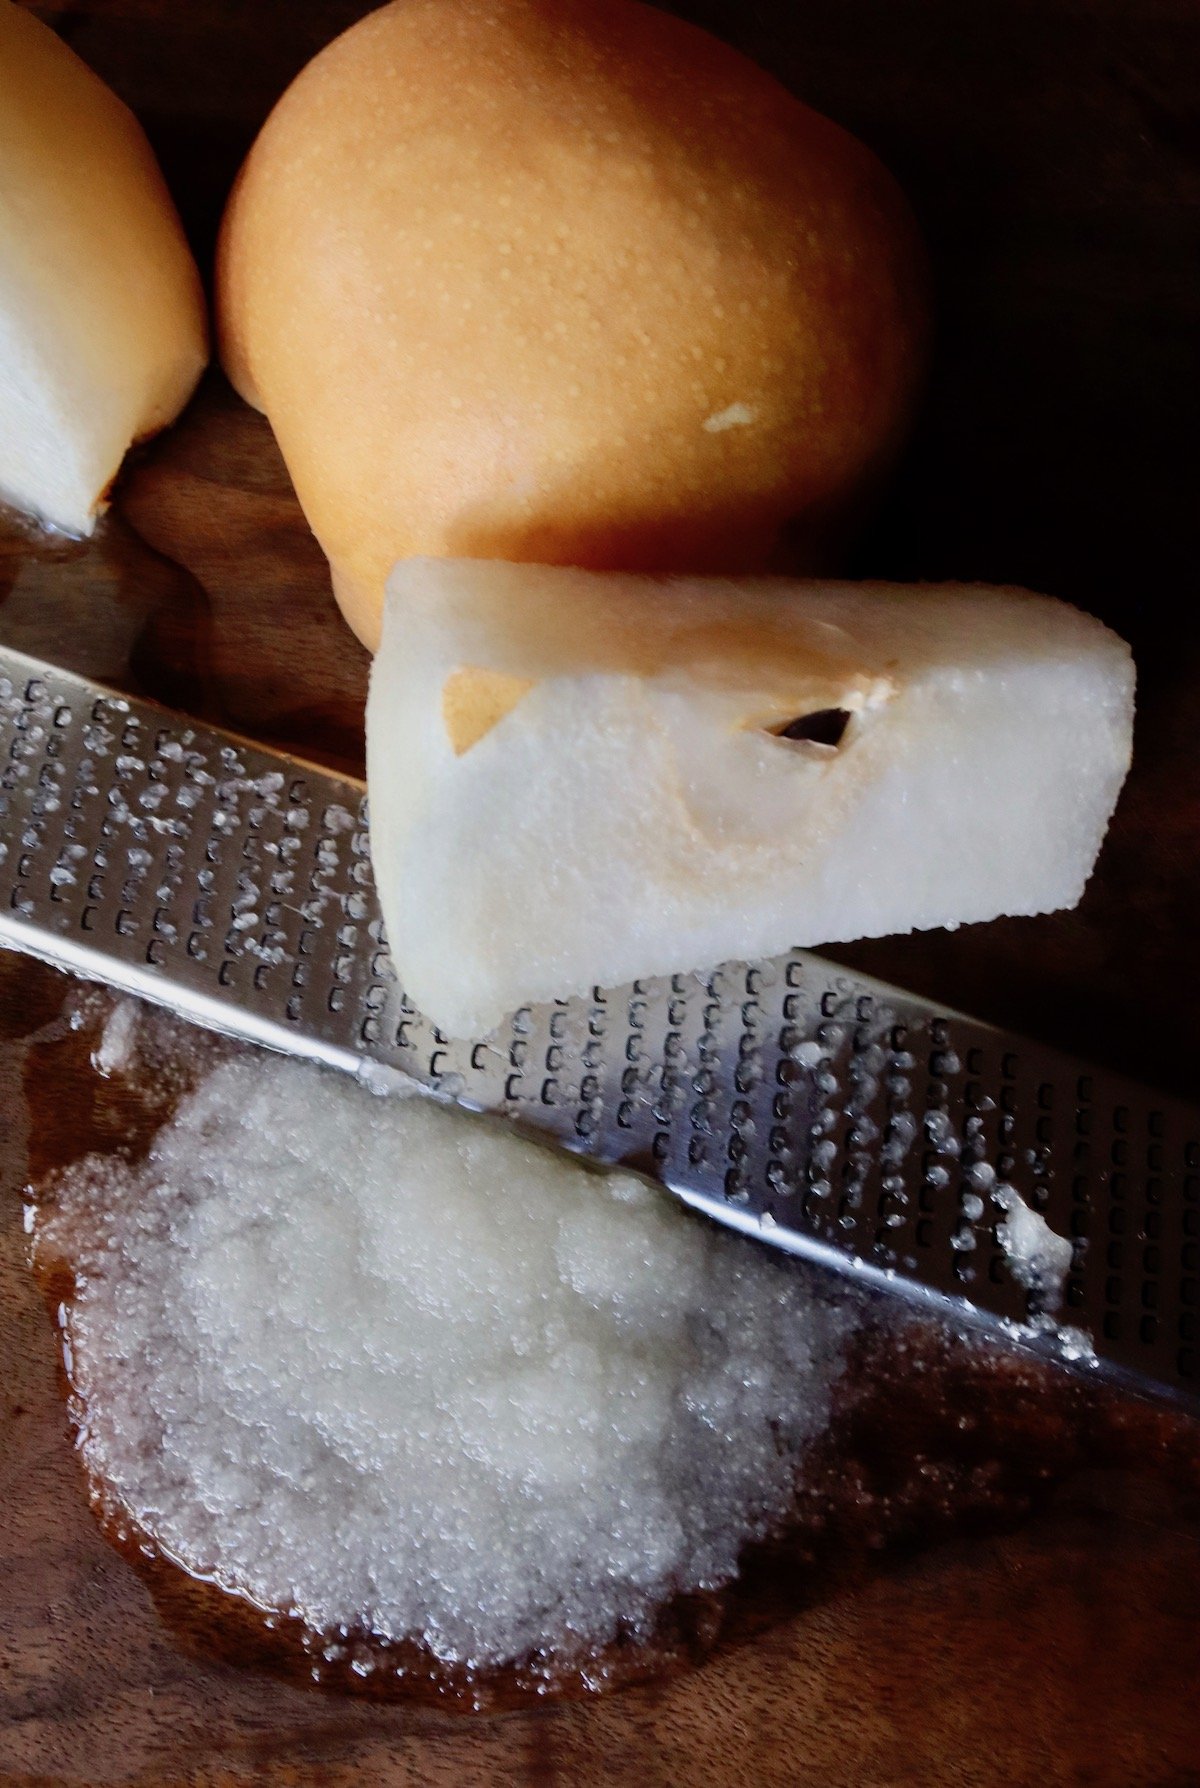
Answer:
2, 0, 1200, 1782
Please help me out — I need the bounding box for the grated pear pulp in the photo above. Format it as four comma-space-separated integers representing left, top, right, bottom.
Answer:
995, 1185, 1074, 1310
32, 1051, 855, 1674
366, 560, 1135, 1040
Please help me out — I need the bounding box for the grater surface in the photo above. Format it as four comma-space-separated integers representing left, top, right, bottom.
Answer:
0, 644, 1196, 1409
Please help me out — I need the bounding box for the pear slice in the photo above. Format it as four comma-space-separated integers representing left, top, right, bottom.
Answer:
0, 2, 206, 535
366, 560, 1135, 1040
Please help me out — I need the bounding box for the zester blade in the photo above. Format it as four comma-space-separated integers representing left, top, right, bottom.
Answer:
0, 644, 1196, 1409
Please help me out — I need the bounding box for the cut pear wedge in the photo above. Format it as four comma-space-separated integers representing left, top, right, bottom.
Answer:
0, 2, 206, 535
367, 560, 1135, 1040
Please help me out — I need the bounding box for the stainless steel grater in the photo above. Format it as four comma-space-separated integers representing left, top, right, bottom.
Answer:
0, 642, 1196, 1410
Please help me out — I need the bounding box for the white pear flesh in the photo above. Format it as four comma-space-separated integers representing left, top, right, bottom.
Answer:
0, 2, 207, 535
366, 560, 1135, 1040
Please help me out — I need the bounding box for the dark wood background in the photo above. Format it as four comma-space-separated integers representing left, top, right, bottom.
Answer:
1, 1, 1199, 1782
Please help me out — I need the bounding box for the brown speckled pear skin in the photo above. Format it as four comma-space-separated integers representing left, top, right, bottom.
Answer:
217, 0, 926, 648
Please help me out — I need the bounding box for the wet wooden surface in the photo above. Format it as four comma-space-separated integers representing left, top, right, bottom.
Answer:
2, 0, 1200, 1782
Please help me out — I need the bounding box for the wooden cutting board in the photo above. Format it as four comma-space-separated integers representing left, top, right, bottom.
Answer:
2, 2, 1199, 1783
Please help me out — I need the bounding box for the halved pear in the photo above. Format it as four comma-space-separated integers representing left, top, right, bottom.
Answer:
0, 2, 207, 535
366, 560, 1135, 1040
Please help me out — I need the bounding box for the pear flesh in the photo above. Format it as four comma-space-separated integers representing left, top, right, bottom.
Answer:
366, 560, 1135, 1041
0, 2, 206, 535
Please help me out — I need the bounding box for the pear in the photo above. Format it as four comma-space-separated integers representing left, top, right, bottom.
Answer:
217, 0, 925, 650
0, 2, 206, 535
367, 559, 1135, 1040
